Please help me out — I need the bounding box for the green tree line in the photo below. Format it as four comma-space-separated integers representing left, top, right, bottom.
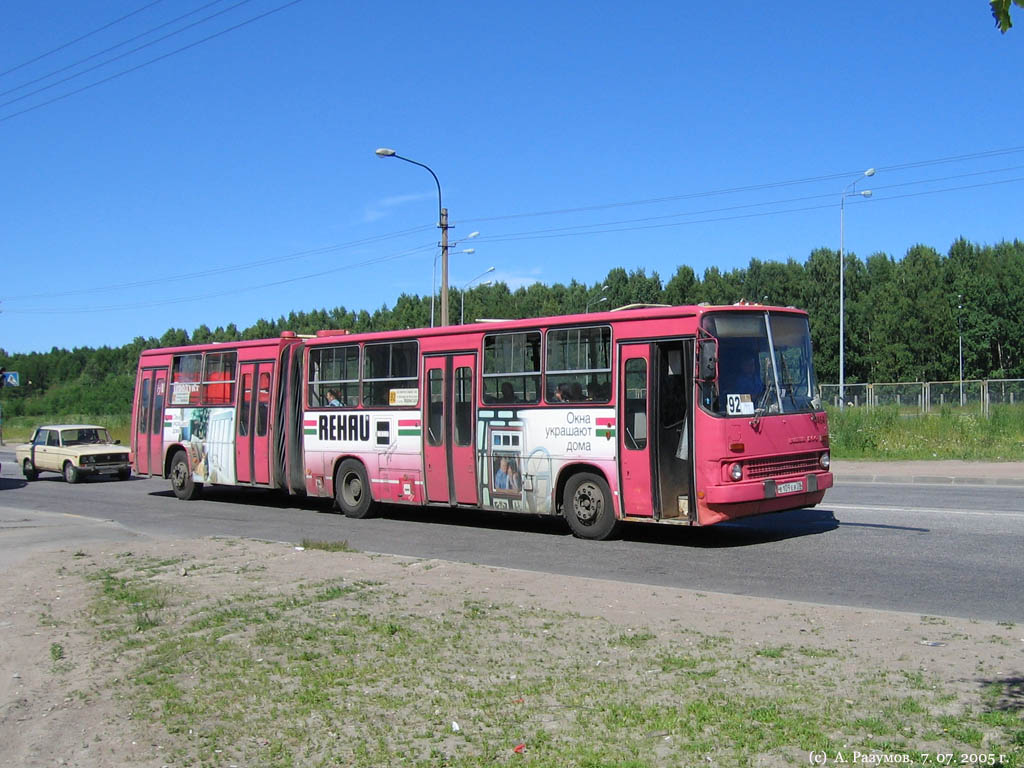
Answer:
2, 237, 1022, 418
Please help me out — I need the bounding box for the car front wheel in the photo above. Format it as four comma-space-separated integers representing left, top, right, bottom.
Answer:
23, 459, 38, 481
63, 462, 80, 484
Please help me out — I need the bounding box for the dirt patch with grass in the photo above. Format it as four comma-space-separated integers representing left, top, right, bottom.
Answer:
1, 537, 1021, 767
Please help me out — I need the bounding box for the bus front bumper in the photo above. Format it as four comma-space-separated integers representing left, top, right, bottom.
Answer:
703, 471, 833, 505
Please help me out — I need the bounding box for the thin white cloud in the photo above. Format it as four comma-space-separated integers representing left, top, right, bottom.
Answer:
364, 191, 438, 223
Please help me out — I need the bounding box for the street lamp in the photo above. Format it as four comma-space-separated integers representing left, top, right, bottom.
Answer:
958, 294, 964, 406
587, 284, 609, 313
461, 266, 495, 324
839, 167, 874, 409
432, 240, 477, 327
376, 147, 454, 326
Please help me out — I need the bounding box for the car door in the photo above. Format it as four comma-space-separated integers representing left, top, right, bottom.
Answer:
29, 429, 49, 470
40, 429, 61, 471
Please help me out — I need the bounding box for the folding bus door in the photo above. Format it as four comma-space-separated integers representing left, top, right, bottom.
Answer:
237, 361, 274, 485
423, 354, 479, 505
618, 340, 694, 521
133, 367, 167, 476
618, 343, 655, 518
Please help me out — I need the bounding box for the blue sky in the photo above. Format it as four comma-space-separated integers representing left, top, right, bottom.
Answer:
2, 0, 1022, 353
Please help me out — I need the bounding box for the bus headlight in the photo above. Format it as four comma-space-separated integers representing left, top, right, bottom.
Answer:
819, 452, 830, 470
729, 463, 743, 481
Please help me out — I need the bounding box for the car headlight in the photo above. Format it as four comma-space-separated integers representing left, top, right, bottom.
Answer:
83, 456, 95, 465
729, 462, 743, 481
819, 452, 830, 470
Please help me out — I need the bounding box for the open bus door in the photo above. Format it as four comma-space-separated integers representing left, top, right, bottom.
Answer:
133, 367, 167, 476
422, 354, 478, 505
618, 340, 694, 521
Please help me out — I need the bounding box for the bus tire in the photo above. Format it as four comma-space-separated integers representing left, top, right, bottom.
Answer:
563, 471, 618, 540
23, 459, 38, 481
170, 450, 201, 501
335, 459, 376, 519
63, 461, 80, 484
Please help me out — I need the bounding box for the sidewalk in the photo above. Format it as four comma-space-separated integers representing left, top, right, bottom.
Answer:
832, 459, 1024, 486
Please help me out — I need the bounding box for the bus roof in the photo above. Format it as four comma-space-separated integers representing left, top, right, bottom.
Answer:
137, 303, 808, 355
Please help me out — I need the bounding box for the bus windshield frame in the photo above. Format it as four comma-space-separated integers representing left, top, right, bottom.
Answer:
700, 310, 820, 418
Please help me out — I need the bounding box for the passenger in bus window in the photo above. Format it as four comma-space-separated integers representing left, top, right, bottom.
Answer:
327, 389, 342, 407
499, 382, 516, 403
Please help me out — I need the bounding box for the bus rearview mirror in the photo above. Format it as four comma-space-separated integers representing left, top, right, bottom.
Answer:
698, 340, 718, 381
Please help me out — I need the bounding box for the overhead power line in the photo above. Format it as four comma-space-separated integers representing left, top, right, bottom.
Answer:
472, 175, 1024, 245
2, 223, 434, 301
5, 244, 436, 315
458, 146, 1024, 225
0, 0, 257, 111
0, 0, 164, 78
0, 0, 234, 100
0, 0, 306, 124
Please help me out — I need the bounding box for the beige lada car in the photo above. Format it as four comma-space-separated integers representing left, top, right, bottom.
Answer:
17, 424, 131, 483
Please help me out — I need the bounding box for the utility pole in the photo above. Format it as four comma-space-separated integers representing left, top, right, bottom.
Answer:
439, 207, 449, 326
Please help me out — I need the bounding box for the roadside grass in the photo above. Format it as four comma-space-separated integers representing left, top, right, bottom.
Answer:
300, 538, 357, 553
827, 404, 1024, 460
6, 406, 1024, 462
1, 413, 131, 444
78, 552, 1024, 768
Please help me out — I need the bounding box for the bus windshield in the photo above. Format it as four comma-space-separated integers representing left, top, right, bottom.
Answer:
702, 311, 820, 417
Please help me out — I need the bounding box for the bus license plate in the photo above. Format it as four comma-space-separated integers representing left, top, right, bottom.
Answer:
777, 480, 804, 495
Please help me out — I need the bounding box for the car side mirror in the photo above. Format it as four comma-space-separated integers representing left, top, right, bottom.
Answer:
115, 439, 121, 445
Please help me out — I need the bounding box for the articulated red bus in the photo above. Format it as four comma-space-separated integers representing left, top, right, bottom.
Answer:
131, 304, 832, 539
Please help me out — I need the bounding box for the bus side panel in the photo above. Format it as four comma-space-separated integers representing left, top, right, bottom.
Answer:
160, 406, 236, 485
476, 406, 618, 516
303, 409, 424, 504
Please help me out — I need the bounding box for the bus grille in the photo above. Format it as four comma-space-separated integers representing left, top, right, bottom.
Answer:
745, 454, 820, 480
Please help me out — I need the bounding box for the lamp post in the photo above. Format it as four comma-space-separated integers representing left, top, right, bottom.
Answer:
461, 267, 495, 324
839, 167, 875, 409
432, 243, 476, 327
376, 148, 453, 325
958, 294, 964, 407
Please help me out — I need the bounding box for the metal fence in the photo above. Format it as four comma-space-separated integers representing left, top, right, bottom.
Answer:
819, 379, 1024, 417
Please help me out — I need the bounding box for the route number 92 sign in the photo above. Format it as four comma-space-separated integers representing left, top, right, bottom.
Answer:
726, 393, 754, 416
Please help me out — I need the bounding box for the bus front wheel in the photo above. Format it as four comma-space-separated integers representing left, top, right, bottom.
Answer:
335, 459, 376, 519
170, 450, 201, 501
563, 472, 618, 540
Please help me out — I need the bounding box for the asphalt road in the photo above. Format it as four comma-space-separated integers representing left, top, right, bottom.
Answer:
1, 449, 1022, 622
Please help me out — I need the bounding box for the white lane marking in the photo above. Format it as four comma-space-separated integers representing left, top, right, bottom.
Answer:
826, 503, 1024, 520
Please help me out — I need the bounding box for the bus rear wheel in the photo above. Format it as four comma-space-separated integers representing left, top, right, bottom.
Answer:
563, 472, 618, 540
335, 459, 376, 519
170, 450, 201, 501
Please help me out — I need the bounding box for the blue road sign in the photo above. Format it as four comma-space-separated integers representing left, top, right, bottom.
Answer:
2, 371, 19, 387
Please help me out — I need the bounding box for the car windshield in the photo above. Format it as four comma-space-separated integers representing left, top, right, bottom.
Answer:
701, 311, 819, 417
61, 428, 111, 445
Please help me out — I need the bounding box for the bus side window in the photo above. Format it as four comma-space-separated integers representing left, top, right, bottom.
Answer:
256, 371, 271, 436
624, 358, 647, 450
